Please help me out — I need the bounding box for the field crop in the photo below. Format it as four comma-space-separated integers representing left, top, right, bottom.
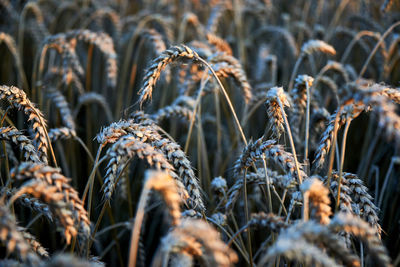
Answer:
0, 0, 400, 266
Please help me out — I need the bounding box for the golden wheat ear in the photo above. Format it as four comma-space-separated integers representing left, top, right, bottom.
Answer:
138, 45, 200, 106
10, 162, 91, 244
0, 204, 40, 264
0, 85, 50, 164
154, 218, 238, 267
329, 212, 392, 267
300, 177, 332, 224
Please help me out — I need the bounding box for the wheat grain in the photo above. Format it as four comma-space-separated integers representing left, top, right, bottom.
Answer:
300, 177, 332, 224
0, 204, 39, 263
0, 85, 49, 163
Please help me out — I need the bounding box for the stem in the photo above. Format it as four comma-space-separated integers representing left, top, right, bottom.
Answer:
262, 156, 273, 213
326, 108, 342, 188
303, 192, 309, 221
128, 186, 150, 267
378, 157, 398, 208
198, 57, 248, 146
277, 97, 302, 184
243, 169, 253, 267
304, 81, 311, 162
358, 21, 400, 78
184, 75, 208, 153
288, 55, 304, 92
336, 118, 351, 211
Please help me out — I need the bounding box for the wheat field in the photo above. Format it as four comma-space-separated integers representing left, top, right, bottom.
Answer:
0, 0, 400, 266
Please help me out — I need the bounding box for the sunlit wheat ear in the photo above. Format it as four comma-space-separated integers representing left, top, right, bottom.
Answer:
103, 135, 188, 201
155, 229, 202, 267
329, 212, 392, 267
291, 75, 314, 113
289, 40, 336, 90
145, 170, 182, 226
275, 221, 360, 267
331, 171, 381, 236
234, 137, 307, 183
379, 86, 400, 104
209, 52, 252, 103
301, 40, 337, 56
0, 126, 41, 163
18, 228, 49, 258
265, 87, 290, 139
328, 176, 353, 214
301, 177, 331, 224
159, 219, 238, 267
206, 33, 233, 55
290, 75, 314, 144
138, 45, 200, 106
0, 204, 40, 264
12, 182, 78, 244
97, 120, 204, 211
0, 85, 49, 163
128, 170, 182, 267
145, 137, 204, 211
11, 162, 91, 244
313, 103, 364, 171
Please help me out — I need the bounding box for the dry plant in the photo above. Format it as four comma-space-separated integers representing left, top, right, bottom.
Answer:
0, 1, 399, 266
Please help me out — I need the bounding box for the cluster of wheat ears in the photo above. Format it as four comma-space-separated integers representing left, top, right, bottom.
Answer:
0, 0, 400, 266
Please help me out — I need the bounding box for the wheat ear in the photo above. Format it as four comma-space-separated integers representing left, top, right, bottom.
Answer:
0, 85, 50, 164
128, 170, 182, 267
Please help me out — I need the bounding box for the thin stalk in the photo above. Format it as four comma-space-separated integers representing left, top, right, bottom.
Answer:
304, 81, 311, 162
82, 146, 104, 204
288, 54, 304, 92
198, 57, 248, 146
243, 170, 253, 267
277, 189, 287, 216
213, 88, 222, 176
378, 157, 398, 208
358, 21, 400, 78
303, 190, 309, 221
262, 155, 273, 213
326, 108, 342, 188
336, 118, 351, 212
128, 186, 150, 267
86, 201, 108, 258
271, 186, 287, 216
276, 97, 302, 184
184, 75, 208, 153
